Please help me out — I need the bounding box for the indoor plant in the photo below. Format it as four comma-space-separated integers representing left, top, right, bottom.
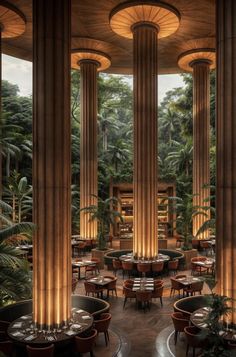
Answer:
80, 195, 123, 250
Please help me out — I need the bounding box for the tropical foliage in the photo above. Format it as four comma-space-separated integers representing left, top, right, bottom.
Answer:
80, 196, 123, 250
0, 201, 34, 305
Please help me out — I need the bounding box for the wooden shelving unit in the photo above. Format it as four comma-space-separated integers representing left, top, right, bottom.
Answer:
110, 181, 176, 238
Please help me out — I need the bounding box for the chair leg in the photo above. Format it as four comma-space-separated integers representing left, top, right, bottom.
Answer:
104, 331, 108, 346
160, 297, 163, 306
186, 343, 189, 356
106, 330, 110, 341
174, 330, 178, 345
123, 297, 127, 309
90, 351, 94, 357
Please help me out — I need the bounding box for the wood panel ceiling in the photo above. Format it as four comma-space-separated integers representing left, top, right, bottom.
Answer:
2, 0, 215, 74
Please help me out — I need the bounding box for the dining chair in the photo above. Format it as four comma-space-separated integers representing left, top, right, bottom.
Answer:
170, 277, 184, 298
168, 259, 179, 275
184, 326, 206, 357
137, 263, 151, 277
151, 261, 164, 277
112, 258, 122, 276
123, 286, 136, 309
27, 344, 54, 357
85, 258, 100, 277
84, 281, 104, 298
151, 284, 164, 306
191, 257, 208, 275
103, 276, 118, 298
136, 290, 152, 312
171, 312, 189, 345
74, 329, 97, 357
184, 280, 204, 297
93, 313, 112, 346
121, 261, 134, 279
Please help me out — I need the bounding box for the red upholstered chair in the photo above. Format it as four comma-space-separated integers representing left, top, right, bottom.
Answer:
184, 280, 204, 297
27, 344, 54, 357
121, 261, 134, 279
151, 284, 164, 306
103, 276, 118, 298
123, 286, 136, 309
170, 277, 185, 298
191, 256, 208, 275
84, 281, 104, 298
152, 261, 164, 277
74, 328, 97, 357
184, 326, 207, 356
136, 290, 152, 312
171, 312, 189, 345
0, 340, 13, 356
112, 258, 122, 276
85, 258, 100, 277
168, 259, 179, 275
137, 263, 151, 277
93, 313, 111, 346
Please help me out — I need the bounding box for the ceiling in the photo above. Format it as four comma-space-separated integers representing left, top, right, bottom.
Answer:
3, 0, 215, 75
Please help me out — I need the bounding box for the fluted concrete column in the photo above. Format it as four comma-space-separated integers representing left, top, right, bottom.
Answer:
80, 60, 98, 240
192, 61, 210, 239
133, 24, 158, 259
33, 0, 71, 328
110, 1, 180, 259
216, 0, 236, 323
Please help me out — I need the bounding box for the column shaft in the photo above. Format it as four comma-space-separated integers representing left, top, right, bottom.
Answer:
33, 0, 71, 328
192, 61, 210, 238
216, 0, 236, 323
133, 24, 158, 259
80, 61, 98, 240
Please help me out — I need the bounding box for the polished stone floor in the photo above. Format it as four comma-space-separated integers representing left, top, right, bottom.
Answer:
73, 249, 212, 357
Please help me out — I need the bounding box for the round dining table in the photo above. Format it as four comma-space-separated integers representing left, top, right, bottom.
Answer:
7, 309, 93, 346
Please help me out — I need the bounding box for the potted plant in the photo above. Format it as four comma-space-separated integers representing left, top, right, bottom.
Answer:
80, 195, 123, 268
201, 278, 234, 356
169, 192, 209, 268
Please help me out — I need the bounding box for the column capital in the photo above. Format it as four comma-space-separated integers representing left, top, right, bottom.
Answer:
71, 49, 111, 71
178, 48, 216, 72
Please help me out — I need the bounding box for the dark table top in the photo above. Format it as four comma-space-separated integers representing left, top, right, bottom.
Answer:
7, 309, 93, 345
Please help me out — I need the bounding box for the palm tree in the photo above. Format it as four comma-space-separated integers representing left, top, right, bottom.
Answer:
108, 139, 131, 173
167, 140, 193, 177
159, 108, 180, 144
0, 200, 34, 305
80, 195, 123, 250
4, 171, 32, 223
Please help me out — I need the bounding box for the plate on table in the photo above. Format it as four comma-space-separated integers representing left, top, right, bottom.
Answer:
71, 324, 81, 330
24, 335, 37, 341
11, 331, 25, 338
81, 315, 91, 320
65, 330, 77, 336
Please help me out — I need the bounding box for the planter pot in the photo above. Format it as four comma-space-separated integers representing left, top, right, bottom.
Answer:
180, 249, 198, 269
91, 248, 114, 269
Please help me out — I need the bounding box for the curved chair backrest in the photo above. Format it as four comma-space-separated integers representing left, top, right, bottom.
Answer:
0, 340, 13, 355
152, 261, 164, 272
112, 259, 122, 269
184, 326, 205, 348
123, 286, 136, 298
84, 281, 97, 294
136, 290, 152, 302
168, 260, 179, 270
27, 344, 54, 357
137, 263, 151, 273
191, 280, 204, 292
94, 313, 111, 333
74, 328, 97, 353
170, 278, 183, 290
171, 312, 189, 332
122, 261, 133, 270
